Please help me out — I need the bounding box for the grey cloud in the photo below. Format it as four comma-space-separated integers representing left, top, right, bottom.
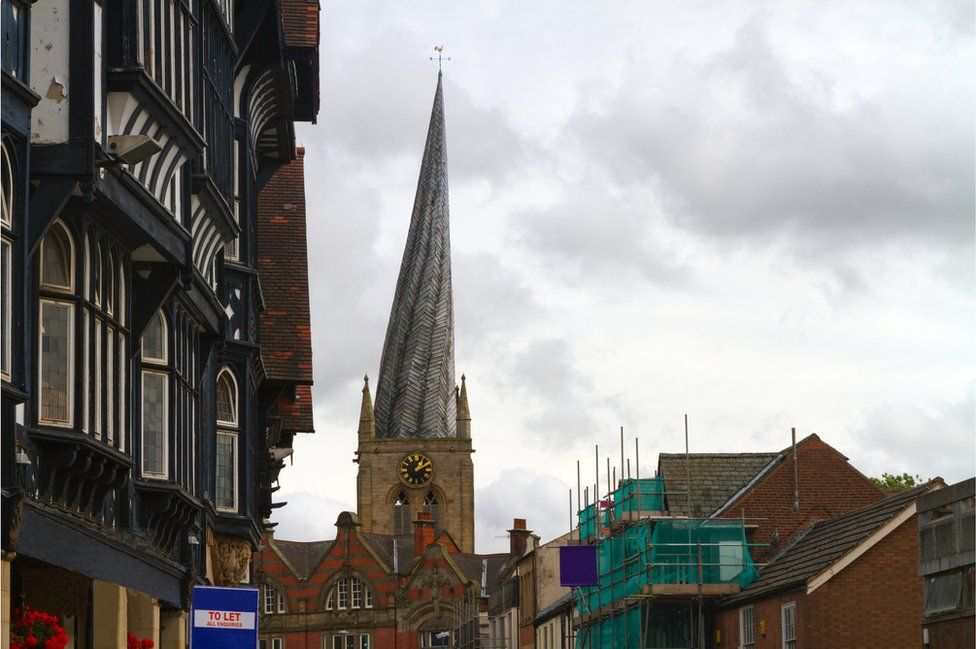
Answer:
475, 469, 572, 552
559, 14, 973, 269
854, 386, 975, 484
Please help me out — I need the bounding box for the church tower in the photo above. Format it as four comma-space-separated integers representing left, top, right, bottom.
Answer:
355, 73, 476, 552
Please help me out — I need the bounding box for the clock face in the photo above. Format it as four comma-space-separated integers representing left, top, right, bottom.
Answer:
399, 453, 433, 487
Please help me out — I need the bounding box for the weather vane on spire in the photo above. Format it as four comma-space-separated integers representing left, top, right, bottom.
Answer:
430, 46, 451, 74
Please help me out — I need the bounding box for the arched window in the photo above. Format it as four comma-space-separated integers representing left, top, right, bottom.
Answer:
423, 491, 440, 531
394, 491, 411, 536
325, 577, 373, 611
0, 142, 12, 228
216, 368, 237, 426
1, 141, 14, 380
141, 310, 169, 477
40, 222, 73, 292
215, 367, 239, 512
37, 222, 75, 426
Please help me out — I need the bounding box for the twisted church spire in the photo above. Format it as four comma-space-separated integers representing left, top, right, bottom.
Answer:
374, 73, 456, 438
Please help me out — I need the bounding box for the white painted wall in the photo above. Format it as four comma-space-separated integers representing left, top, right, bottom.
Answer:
29, 0, 71, 143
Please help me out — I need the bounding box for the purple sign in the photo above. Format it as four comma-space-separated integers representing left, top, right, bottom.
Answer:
559, 545, 598, 586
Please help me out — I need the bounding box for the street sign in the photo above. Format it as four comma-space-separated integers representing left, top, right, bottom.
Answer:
190, 586, 259, 648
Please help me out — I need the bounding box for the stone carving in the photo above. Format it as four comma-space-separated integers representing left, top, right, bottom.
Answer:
211, 533, 252, 586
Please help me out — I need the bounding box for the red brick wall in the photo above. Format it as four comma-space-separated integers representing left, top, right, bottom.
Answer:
711, 515, 922, 648
806, 517, 923, 649
720, 436, 884, 561
924, 614, 975, 649
711, 589, 806, 649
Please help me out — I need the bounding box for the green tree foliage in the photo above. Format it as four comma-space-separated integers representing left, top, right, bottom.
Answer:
870, 472, 927, 493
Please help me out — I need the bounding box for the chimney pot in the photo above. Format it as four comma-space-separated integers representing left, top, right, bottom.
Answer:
413, 512, 437, 558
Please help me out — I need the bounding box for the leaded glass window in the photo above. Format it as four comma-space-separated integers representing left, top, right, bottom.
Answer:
215, 430, 237, 511
142, 370, 167, 476
216, 368, 237, 425
141, 309, 169, 477
142, 311, 167, 362
1, 237, 11, 379
40, 223, 72, 291
38, 299, 73, 425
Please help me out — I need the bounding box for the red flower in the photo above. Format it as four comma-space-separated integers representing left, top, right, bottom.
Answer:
25, 638, 38, 647
141, 640, 155, 649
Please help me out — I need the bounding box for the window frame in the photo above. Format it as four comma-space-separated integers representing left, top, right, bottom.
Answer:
37, 297, 75, 427
1, 236, 12, 380
215, 429, 238, 512
739, 605, 755, 649
215, 367, 238, 426
781, 601, 796, 649
140, 368, 169, 478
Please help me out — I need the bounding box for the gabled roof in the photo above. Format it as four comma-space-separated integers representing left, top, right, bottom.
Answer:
361, 533, 415, 575
658, 452, 778, 517
725, 482, 941, 604
271, 538, 333, 580
374, 73, 457, 439
451, 553, 511, 594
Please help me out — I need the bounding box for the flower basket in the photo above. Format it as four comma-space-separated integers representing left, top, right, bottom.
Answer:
10, 606, 68, 649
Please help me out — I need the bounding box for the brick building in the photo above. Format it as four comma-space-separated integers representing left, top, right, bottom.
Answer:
712, 482, 941, 648
660, 434, 886, 561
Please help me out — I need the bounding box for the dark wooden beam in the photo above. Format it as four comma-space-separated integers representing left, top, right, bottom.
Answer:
131, 265, 180, 343
27, 176, 76, 257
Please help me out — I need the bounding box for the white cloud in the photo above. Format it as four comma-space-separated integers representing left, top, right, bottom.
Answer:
273, 0, 975, 549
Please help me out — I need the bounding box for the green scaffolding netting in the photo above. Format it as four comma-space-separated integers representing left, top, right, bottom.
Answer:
612, 478, 666, 518
577, 523, 652, 612
578, 503, 598, 540
575, 607, 641, 649
579, 478, 666, 540
649, 519, 758, 589
573, 518, 759, 649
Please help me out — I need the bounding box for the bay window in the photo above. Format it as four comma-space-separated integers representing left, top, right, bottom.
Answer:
37, 222, 74, 426
215, 367, 238, 511
141, 311, 168, 478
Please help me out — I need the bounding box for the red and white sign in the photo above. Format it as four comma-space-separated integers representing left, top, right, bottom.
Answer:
192, 610, 256, 629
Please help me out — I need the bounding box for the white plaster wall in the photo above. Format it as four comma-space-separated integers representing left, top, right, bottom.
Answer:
94, 2, 103, 143
29, 0, 71, 143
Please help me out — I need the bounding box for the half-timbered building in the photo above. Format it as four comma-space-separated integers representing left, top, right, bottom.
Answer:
0, 0, 320, 644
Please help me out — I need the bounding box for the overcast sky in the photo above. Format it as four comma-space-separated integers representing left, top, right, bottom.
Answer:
273, 0, 975, 553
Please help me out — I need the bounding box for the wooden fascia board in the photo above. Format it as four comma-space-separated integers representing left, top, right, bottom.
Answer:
806, 502, 917, 595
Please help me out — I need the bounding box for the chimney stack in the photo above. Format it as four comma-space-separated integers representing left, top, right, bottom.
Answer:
508, 518, 531, 557
414, 512, 436, 558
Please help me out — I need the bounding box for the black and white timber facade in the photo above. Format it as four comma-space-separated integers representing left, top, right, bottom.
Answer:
0, 0, 320, 642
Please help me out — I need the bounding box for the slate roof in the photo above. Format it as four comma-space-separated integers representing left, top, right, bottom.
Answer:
257, 149, 314, 386
726, 483, 937, 604
451, 553, 511, 593
374, 74, 457, 439
359, 532, 509, 590
536, 591, 574, 624
361, 533, 416, 574
279, 0, 320, 49
658, 452, 778, 517
273, 539, 333, 580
